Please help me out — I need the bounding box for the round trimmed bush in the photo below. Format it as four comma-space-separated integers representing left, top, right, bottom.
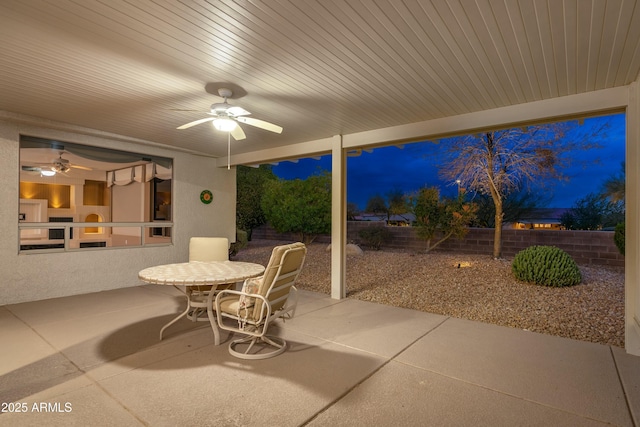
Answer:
512, 246, 581, 287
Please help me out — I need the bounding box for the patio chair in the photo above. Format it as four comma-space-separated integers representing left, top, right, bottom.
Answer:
189, 237, 229, 263
215, 242, 307, 359
186, 237, 230, 318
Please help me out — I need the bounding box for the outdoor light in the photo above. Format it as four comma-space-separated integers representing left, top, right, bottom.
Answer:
41, 170, 56, 177
212, 118, 237, 132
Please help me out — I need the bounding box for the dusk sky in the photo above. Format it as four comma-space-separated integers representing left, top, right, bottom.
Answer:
272, 113, 625, 210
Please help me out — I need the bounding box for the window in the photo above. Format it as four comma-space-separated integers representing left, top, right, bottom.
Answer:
19, 136, 173, 252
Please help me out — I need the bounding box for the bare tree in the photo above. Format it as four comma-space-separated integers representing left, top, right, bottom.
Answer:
438, 121, 605, 258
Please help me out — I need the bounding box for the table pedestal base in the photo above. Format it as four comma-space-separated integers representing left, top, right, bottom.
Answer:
159, 284, 233, 344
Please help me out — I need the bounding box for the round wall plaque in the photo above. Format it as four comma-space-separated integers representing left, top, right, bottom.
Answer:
200, 190, 213, 204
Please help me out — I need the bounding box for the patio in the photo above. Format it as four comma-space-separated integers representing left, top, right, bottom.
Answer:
1, 284, 638, 426
2, 0, 640, 362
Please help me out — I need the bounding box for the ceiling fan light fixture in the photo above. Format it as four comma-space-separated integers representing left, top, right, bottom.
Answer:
177, 87, 281, 136
213, 118, 237, 132
41, 169, 56, 177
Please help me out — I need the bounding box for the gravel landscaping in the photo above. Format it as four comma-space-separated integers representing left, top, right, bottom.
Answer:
233, 239, 625, 348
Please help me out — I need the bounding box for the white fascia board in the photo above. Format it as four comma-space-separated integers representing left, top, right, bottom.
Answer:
342, 86, 628, 150
221, 136, 333, 168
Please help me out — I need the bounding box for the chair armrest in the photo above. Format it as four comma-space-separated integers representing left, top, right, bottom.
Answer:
214, 289, 270, 314
214, 289, 273, 331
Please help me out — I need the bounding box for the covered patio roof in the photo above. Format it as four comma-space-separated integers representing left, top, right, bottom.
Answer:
0, 0, 638, 162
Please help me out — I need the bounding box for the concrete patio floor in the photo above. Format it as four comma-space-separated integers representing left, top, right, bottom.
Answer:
1, 284, 639, 426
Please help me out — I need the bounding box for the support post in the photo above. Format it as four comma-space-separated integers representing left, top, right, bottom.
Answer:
626, 81, 640, 355
330, 135, 346, 299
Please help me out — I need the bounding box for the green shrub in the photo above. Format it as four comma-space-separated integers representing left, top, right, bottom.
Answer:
512, 246, 581, 287
358, 225, 392, 250
229, 229, 248, 257
614, 222, 625, 256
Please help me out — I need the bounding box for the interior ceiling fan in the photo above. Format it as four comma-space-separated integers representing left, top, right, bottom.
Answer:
176, 88, 283, 140
22, 151, 92, 175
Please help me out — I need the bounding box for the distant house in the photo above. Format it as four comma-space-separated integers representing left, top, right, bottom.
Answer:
510, 208, 569, 230
353, 213, 387, 222
353, 212, 416, 226
387, 213, 416, 226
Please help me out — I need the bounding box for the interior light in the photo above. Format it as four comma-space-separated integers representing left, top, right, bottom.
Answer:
213, 118, 237, 132
41, 170, 56, 177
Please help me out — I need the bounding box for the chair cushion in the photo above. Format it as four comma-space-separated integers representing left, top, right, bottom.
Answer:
218, 296, 252, 320
189, 237, 229, 262
251, 242, 306, 321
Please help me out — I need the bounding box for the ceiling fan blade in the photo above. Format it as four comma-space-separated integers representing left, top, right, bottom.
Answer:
176, 117, 215, 129
227, 106, 250, 116
70, 164, 92, 171
230, 124, 246, 140
22, 165, 42, 172
236, 116, 283, 134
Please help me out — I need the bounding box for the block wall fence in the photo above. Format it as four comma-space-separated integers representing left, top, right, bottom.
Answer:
251, 221, 624, 267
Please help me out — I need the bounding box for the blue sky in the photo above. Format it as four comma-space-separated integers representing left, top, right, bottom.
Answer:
272, 113, 625, 209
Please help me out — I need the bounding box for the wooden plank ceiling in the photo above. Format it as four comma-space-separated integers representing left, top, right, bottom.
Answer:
1, 0, 639, 159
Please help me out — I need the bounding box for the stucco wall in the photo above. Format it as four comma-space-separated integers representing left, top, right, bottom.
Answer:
0, 118, 236, 305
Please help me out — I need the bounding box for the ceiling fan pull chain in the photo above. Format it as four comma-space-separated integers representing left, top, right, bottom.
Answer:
227, 131, 231, 170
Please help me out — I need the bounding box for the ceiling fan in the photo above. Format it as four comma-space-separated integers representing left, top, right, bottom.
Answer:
22, 152, 92, 176
176, 88, 283, 140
